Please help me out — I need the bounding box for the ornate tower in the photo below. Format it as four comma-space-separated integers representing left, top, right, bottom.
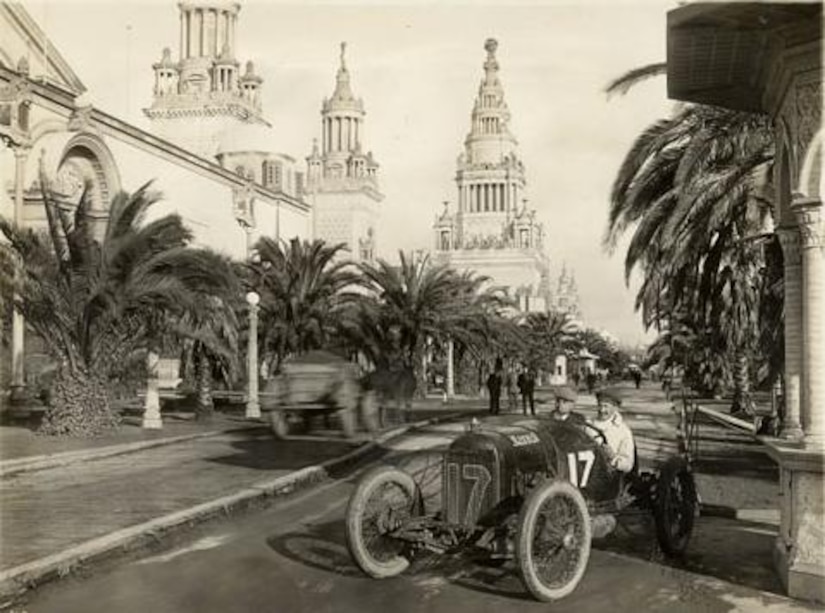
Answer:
306, 43, 383, 262
434, 39, 549, 312
144, 2, 268, 159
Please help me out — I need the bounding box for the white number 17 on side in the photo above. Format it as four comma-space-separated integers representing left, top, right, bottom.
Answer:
567, 450, 596, 488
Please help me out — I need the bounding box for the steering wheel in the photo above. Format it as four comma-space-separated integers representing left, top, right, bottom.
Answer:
581, 421, 608, 445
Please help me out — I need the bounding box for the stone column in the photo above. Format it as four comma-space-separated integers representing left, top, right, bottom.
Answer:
10, 148, 29, 400
447, 339, 455, 398
793, 196, 825, 446
778, 226, 805, 439
179, 9, 185, 59
229, 13, 236, 56
197, 9, 204, 57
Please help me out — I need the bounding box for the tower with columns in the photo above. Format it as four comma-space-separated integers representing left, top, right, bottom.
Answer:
434, 39, 550, 312
305, 43, 383, 262
144, 1, 268, 159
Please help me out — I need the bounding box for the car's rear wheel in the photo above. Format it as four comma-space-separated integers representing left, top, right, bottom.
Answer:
654, 457, 696, 556
346, 466, 421, 578
360, 391, 380, 433
516, 479, 591, 602
269, 410, 289, 438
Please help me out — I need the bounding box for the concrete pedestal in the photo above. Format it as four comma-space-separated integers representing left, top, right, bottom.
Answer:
765, 440, 825, 603
143, 352, 163, 429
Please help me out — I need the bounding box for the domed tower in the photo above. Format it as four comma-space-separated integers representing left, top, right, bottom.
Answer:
305, 43, 383, 263
144, 1, 269, 159
433, 39, 549, 313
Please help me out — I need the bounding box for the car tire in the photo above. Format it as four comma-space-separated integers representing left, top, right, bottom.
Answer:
654, 457, 696, 556
346, 466, 420, 578
516, 479, 592, 602
360, 391, 380, 433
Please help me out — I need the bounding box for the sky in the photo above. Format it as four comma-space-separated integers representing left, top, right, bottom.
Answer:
23, 0, 679, 346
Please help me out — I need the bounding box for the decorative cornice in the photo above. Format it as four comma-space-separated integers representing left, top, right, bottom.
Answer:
791, 195, 824, 249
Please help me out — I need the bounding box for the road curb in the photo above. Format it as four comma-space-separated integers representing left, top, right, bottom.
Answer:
0, 411, 469, 600
0, 425, 262, 478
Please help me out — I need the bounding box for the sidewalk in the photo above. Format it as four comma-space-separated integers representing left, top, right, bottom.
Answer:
0, 399, 485, 600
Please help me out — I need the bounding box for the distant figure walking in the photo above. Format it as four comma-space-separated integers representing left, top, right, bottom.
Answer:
487, 361, 503, 415
586, 371, 597, 394
632, 370, 642, 389
518, 367, 536, 416
505, 367, 518, 413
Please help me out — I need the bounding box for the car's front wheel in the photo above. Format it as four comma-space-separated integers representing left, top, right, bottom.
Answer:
346, 466, 421, 578
654, 457, 696, 556
516, 479, 592, 601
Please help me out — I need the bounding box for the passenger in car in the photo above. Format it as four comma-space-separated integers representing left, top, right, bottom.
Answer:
550, 386, 585, 424
589, 388, 635, 473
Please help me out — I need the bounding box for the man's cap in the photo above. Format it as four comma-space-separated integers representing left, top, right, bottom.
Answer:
554, 386, 578, 402
596, 387, 624, 406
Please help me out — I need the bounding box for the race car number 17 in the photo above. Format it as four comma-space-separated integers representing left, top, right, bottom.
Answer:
567, 450, 595, 488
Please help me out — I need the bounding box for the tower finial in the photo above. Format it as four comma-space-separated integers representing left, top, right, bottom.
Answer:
340, 42, 347, 70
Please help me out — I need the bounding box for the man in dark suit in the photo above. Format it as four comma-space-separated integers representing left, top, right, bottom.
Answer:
518, 366, 536, 416
487, 360, 503, 415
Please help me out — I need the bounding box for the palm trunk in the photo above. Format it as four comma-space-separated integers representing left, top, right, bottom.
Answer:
195, 352, 214, 422
40, 367, 119, 436
731, 350, 754, 416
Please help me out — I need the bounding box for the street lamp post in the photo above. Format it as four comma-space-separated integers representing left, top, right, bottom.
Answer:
246, 290, 261, 419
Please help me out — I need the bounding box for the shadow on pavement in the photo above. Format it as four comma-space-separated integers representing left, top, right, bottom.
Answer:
265, 518, 536, 601
597, 513, 783, 596
208, 433, 362, 471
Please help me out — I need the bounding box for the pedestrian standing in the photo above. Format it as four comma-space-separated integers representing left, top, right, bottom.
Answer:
518, 366, 537, 416
487, 361, 503, 415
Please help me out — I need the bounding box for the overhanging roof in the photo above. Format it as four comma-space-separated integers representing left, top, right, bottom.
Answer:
667, 2, 821, 112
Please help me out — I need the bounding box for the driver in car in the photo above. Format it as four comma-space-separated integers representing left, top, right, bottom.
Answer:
550, 386, 585, 424
589, 388, 635, 473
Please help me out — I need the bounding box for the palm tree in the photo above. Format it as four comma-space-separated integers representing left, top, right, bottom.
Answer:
174, 291, 240, 421
249, 237, 360, 371
357, 252, 512, 397
520, 310, 577, 372
605, 69, 776, 411
0, 180, 238, 436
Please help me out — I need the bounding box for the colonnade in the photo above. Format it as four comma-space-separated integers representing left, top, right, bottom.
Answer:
180, 5, 238, 59
460, 181, 521, 213
323, 116, 362, 154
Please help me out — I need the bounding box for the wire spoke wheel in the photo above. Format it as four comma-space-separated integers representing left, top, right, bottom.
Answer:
517, 480, 591, 601
347, 466, 421, 578
654, 459, 696, 556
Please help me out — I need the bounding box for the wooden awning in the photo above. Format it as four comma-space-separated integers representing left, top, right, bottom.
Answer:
667, 2, 821, 113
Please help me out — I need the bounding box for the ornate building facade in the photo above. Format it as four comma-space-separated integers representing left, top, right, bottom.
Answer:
433, 39, 550, 312
305, 43, 383, 263
0, 2, 309, 406
144, 1, 267, 159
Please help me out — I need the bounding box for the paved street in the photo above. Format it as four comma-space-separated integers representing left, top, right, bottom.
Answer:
16, 420, 810, 613
0, 427, 358, 569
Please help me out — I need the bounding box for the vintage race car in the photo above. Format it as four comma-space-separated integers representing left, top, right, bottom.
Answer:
345, 414, 697, 601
